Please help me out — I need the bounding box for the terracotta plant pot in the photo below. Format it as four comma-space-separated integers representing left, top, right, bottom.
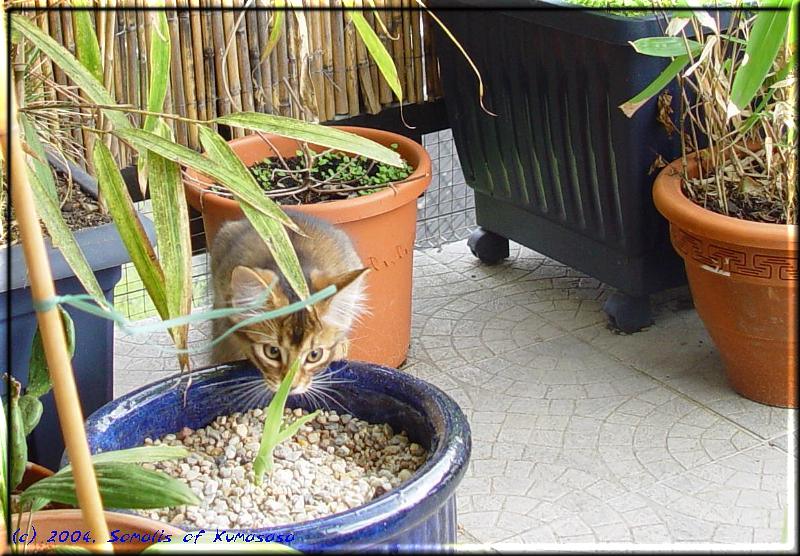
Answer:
184, 127, 432, 368
5, 510, 184, 553
653, 152, 798, 407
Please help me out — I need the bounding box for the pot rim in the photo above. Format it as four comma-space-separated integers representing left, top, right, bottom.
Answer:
184, 126, 432, 225
82, 360, 471, 547
653, 151, 798, 251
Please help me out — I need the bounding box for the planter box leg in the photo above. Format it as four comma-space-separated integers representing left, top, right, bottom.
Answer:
602, 292, 653, 334
468, 227, 509, 266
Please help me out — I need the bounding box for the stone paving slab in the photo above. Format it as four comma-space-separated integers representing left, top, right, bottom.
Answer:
114, 240, 795, 548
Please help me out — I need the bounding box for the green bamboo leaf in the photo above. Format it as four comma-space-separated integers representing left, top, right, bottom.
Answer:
21, 462, 201, 510
148, 121, 192, 364
27, 167, 106, 300
254, 358, 302, 484
0, 404, 8, 523
18, 395, 43, 436
115, 127, 297, 231
258, 0, 286, 65
72, 1, 103, 83
215, 112, 403, 168
59, 446, 190, 473
137, 11, 172, 195
629, 37, 702, 58
277, 409, 320, 444
19, 112, 57, 201
9, 390, 27, 491
620, 55, 689, 118
345, 7, 403, 102
728, 2, 791, 116
11, 14, 130, 130
27, 307, 74, 399
197, 126, 309, 300
93, 141, 169, 320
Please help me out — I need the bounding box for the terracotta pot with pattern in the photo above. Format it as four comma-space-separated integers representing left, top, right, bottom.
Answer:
653, 152, 798, 408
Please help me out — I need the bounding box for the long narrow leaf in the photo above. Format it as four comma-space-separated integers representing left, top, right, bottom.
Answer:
728, 2, 791, 116
0, 404, 7, 523
254, 358, 302, 483
630, 37, 702, 58
19, 113, 56, 201
620, 55, 689, 118
345, 7, 403, 102
93, 141, 169, 319
215, 112, 403, 168
27, 167, 106, 300
197, 126, 309, 299
258, 0, 286, 64
59, 446, 190, 473
276, 409, 320, 444
137, 10, 172, 196
148, 121, 193, 370
72, 1, 103, 83
26, 307, 74, 398
11, 14, 130, 130
20, 462, 201, 509
114, 127, 298, 231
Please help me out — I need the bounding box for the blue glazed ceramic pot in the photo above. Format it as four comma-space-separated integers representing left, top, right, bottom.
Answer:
82, 360, 471, 552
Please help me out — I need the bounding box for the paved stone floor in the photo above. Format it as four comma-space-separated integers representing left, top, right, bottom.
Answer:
114, 240, 796, 548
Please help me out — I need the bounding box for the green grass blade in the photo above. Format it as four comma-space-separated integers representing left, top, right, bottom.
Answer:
215, 112, 403, 168
20, 462, 201, 510
27, 167, 106, 300
93, 141, 169, 319
345, 6, 403, 102
620, 55, 689, 118
11, 14, 130, 131
197, 126, 309, 299
729, 1, 791, 116
72, 2, 103, 83
277, 409, 320, 444
629, 37, 702, 57
254, 359, 302, 484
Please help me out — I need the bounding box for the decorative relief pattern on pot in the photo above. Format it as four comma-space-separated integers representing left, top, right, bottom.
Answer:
367, 245, 410, 272
671, 227, 798, 281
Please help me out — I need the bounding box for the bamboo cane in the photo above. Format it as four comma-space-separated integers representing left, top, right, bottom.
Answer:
343, 7, 359, 116
189, 0, 208, 123
330, 2, 347, 115
0, 12, 112, 553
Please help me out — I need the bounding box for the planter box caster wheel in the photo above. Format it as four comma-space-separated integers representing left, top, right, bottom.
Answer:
468, 228, 509, 265
602, 293, 653, 333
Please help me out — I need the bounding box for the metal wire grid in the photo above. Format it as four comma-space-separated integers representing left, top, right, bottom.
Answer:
113, 129, 475, 320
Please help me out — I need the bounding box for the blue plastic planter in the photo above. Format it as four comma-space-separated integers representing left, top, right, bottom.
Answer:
1, 155, 154, 470
83, 361, 472, 552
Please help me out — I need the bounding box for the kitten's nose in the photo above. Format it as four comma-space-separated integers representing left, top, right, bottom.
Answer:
289, 376, 310, 395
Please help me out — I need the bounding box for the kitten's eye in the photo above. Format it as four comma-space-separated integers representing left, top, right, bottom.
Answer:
263, 345, 282, 361
305, 348, 324, 364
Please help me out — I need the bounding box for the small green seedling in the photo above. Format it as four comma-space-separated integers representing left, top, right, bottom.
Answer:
253, 359, 320, 484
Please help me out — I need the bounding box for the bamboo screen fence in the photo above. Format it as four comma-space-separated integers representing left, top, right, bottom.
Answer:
22, 2, 443, 168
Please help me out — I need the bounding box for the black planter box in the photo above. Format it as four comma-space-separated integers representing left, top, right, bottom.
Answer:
1, 156, 154, 469
433, 0, 691, 330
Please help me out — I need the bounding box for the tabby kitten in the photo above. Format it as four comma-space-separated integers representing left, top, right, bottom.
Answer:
209, 211, 368, 394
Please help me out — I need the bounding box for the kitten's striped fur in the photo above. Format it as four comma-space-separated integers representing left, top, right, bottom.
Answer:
209, 211, 368, 393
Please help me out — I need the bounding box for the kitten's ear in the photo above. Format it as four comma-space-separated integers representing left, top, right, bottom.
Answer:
310, 268, 369, 331
230, 266, 288, 309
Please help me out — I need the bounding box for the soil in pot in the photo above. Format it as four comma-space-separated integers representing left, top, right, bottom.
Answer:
138, 407, 428, 529
205, 147, 415, 205
3, 170, 111, 246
